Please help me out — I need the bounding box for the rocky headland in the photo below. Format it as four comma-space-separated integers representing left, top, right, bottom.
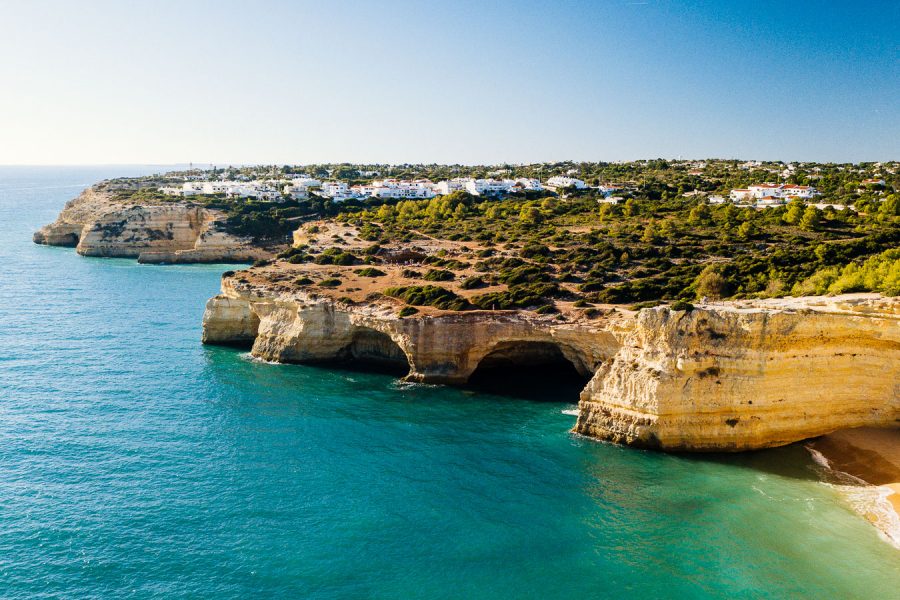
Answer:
202, 259, 900, 452
33, 185, 275, 263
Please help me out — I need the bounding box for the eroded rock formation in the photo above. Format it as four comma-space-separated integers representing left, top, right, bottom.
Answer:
577, 296, 900, 450
202, 273, 900, 451
33, 187, 273, 263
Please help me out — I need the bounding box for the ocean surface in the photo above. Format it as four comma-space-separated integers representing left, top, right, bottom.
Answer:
0, 166, 897, 599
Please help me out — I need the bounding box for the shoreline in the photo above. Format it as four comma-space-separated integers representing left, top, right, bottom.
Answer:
807, 427, 900, 547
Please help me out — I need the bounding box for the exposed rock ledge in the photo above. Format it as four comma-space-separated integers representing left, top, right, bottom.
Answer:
202, 275, 899, 452
33, 187, 273, 263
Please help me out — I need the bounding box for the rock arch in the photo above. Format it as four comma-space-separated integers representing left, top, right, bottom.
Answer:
336, 327, 412, 375
465, 340, 593, 401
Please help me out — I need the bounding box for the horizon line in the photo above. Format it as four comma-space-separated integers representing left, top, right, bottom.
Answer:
1, 157, 897, 168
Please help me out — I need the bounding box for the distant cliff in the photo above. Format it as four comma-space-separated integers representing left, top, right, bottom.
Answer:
33, 186, 274, 263
201, 267, 900, 452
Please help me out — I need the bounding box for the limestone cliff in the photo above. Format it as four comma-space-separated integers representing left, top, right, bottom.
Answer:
575, 295, 899, 450
33, 186, 273, 263
201, 271, 899, 452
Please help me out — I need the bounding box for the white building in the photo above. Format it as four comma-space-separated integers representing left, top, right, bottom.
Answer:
730, 183, 817, 204
748, 183, 783, 198
729, 189, 754, 202
465, 178, 513, 196
512, 178, 543, 192
181, 182, 205, 196
371, 179, 436, 199
597, 183, 625, 196
160, 179, 286, 201
434, 178, 471, 195
546, 176, 586, 190
319, 181, 352, 200
350, 184, 377, 198
756, 195, 786, 208
202, 181, 232, 194
781, 184, 816, 199
284, 177, 322, 199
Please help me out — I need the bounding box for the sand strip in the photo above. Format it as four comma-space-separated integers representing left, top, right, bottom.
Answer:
808, 427, 900, 546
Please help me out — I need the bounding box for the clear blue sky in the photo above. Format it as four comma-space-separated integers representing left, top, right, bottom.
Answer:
1, 0, 897, 165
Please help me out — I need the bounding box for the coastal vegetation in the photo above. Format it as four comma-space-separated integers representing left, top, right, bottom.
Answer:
333, 189, 898, 308
95, 160, 899, 310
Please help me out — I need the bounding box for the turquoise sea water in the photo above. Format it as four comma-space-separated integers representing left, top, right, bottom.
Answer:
1, 167, 897, 598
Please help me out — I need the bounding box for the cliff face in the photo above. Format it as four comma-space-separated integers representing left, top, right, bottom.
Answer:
576, 296, 899, 450
203, 277, 621, 383
202, 274, 900, 452
33, 187, 272, 263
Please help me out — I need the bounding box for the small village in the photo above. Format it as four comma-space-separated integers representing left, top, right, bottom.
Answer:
156, 159, 895, 212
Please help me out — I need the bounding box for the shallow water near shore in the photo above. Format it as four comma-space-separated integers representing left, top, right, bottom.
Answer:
1, 167, 898, 598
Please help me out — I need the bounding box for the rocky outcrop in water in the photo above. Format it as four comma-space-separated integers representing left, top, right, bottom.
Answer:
33, 187, 272, 263
202, 271, 900, 452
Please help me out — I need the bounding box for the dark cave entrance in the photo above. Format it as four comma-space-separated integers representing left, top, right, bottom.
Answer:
331, 328, 411, 376
466, 341, 591, 402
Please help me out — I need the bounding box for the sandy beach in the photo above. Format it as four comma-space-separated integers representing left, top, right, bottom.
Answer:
809, 427, 900, 545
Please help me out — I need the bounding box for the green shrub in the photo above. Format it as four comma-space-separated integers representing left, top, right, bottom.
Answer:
318, 278, 342, 287
520, 242, 551, 259
792, 249, 900, 296
497, 264, 547, 285
471, 282, 561, 310
398, 306, 419, 317
314, 247, 359, 266
278, 246, 307, 259
423, 269, 455, 282
460, 275, 487, 290
578, 280, 606, 292
694, 265, 729, 300
383, 285, 470, 311
354, 267, 386, 277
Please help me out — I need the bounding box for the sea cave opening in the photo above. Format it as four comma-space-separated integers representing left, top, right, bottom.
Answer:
331, 328, 411, 376
466, 341, 591, 402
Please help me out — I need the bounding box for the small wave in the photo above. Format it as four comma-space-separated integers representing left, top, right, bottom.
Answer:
805, 444, 900, 548
828, 483, 900, 548
238, 352, 281, 366
561, 408, 580, 416
391, 380, 441, 390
